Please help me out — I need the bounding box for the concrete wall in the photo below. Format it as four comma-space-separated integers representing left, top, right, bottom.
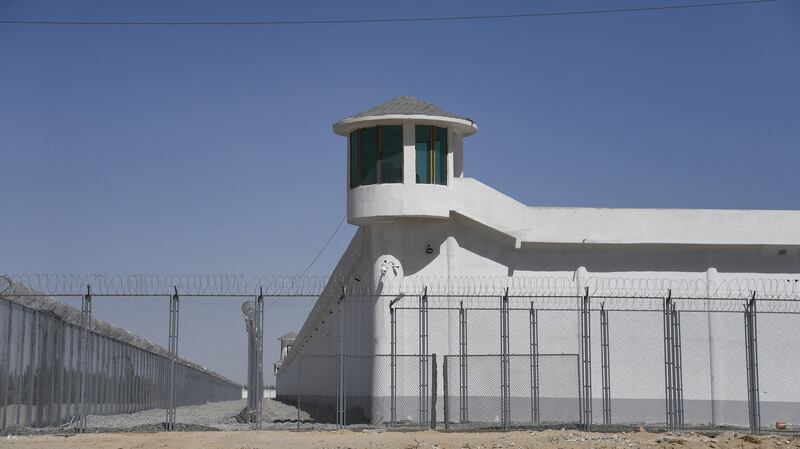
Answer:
278, 115, 800, 426
276, 216, 800, 426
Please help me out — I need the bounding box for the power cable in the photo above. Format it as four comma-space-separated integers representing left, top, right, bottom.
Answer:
0, 0, 778, 26
300, 214, 346, 276
255, 214, 345, 309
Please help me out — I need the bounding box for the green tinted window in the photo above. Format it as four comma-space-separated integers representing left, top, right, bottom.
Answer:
349, 131, 359, 189
416, 125, 448, 185
360, 127, 378, 185
349, 126, 404, 188
379, 125, 403, 183
415, 125, 431, 184
434, 127, 448, 185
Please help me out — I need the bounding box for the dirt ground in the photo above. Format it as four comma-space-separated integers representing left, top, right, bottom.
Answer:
1, 429, 799, 449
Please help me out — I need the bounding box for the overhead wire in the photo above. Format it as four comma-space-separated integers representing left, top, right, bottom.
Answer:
300, 214, 347, 276
0, 0, 779, 27
255, 214, 348, 311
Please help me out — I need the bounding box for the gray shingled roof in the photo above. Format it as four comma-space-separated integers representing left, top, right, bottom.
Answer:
346, 96, 471, 122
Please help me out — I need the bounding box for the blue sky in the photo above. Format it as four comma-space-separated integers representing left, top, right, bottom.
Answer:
1, 0, 799, 382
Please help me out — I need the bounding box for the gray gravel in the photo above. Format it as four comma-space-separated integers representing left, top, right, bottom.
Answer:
87, 400, 246, 429
1, 398, 315, 435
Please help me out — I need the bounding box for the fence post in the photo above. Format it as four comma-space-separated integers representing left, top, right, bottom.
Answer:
253, 288, 264, 430
246, 301, 254, 418
529, 302, 539, 425
1, 300, 12, 430
663, 291, 672, 430
96, 336, 104, 418
443, 355, 449, 429
46, 317, 57, 427
56, 319, 66, 426
745, 291, 761, 435
600, 303, 611, 426
78, 285, 92, 432
672, 302, 684, 427
459, 300, 468, 424
26, 311, 38, 427
166, 286, 179, 431
295, 355, 301, 431
580, 287, 592, 430
389, 295, 403, 428
500, 288, 510, 430
418, 287, 429, 428
34, 312, 46, 427
431, 353, 437, 429
336, 288, 346, 429
15, 311, 28, 426
662, 290, 684, 430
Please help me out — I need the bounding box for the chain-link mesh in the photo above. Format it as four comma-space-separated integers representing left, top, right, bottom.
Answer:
754, 313, 800, 432
3, 274, 800, 434
0, 294, 240, 432
277, 354, 433, 429
443, 354, 579, 428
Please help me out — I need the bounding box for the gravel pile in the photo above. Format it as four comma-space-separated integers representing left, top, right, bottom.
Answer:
87, 400, 246, 429
262, 398, 311, 423
1, 398, 316, 435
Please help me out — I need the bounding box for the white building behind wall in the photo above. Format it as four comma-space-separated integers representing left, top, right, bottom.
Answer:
276, 96, 800, 427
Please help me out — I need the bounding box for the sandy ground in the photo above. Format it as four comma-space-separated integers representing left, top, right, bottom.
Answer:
2, 429, 799, 449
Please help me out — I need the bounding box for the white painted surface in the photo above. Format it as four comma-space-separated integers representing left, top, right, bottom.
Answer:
351, 175, 800, 247
333, 114, 477, 137
278, 109, 800, 426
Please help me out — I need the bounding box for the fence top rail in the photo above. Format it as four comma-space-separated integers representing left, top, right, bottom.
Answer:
4, 273, 800, 300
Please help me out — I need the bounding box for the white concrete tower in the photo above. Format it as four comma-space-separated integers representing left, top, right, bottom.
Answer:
333, 96, 478, 225
332, 96, 478, 357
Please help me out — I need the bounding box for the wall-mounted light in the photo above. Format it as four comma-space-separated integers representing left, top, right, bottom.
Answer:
426, 244, 433, 254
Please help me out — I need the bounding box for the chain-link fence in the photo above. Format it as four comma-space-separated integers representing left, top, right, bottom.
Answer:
275, 354, 432, 429
443, 354, 580, 429
2, 274, 800, 434
0, 281, 241, 432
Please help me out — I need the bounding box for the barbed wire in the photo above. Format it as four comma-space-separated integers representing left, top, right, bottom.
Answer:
398, 294, 800, 314
3, 273, 799, 303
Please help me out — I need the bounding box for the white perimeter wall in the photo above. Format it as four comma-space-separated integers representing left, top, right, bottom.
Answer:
277, 217, 800, 425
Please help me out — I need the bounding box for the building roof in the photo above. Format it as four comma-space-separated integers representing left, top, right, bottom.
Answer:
348, 96, 470, 121
278, 331, 297, 341
332, 96, 478, 136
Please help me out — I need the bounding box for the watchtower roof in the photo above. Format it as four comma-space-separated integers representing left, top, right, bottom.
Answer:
349, 96, 469, 120
333, 96, 477, 136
